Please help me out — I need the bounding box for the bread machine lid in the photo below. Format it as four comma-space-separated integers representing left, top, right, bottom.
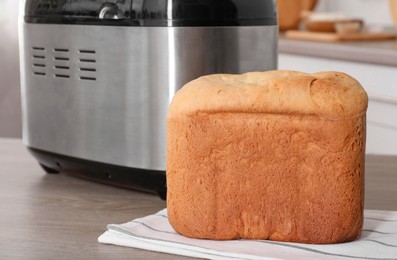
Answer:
22, 0, 277, 27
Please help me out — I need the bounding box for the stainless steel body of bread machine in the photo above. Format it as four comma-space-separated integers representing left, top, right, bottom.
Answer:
19, 0, 278, 198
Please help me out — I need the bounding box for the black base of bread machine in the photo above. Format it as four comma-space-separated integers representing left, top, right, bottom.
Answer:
28, 147, 167, 200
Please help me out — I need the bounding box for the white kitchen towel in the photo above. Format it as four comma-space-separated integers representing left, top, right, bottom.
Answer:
98, 209, 397, 260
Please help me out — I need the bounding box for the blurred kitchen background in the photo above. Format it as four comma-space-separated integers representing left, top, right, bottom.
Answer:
314, 0, 394, 25
0, 1, 21, 138
1, 0, 397, 153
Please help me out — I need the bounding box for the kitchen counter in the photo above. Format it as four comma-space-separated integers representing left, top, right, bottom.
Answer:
279, 35, 397, 67
1, 138, 397, 259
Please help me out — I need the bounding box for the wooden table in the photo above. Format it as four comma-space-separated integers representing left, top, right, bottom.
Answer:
1, 138, 396, 259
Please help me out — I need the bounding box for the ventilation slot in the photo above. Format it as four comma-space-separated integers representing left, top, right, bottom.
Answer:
52, 48, 71, 79
80, 68, 96, 72
54, 65, 70, 70
80, 76, 96, 81
55, 74, 70, 79
32, 47, 46, 77
33, 55, 45, 59
54, 48, 69, 53
79, 49, 96, 54
31, 47, 98, 80
79, 49, 97, 81
54, 57, 69, 61
79, 58, 95, 63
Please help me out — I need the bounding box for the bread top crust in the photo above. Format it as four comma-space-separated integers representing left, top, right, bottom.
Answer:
168, 70, 368, 120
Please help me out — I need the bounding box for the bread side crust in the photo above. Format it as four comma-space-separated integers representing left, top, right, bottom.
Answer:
167, 112, 365, 243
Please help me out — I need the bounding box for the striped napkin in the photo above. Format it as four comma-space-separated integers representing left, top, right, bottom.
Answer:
98, 209, 397, 260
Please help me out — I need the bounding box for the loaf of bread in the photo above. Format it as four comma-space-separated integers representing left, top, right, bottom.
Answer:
166, 70, 368, 244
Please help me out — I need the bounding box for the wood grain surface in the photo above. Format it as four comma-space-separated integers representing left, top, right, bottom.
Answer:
0, 138, 396, 259
285, 30, 397, 42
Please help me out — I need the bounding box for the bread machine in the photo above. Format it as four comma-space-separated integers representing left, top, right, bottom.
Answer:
19, 0, 278, 198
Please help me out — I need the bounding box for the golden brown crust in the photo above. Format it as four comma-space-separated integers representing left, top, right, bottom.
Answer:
166, 70, 367, 244
168, 70, 368, 120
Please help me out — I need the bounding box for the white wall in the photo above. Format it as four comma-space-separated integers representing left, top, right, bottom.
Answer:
0, 1, 21, 138
316, 0, 394, 27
